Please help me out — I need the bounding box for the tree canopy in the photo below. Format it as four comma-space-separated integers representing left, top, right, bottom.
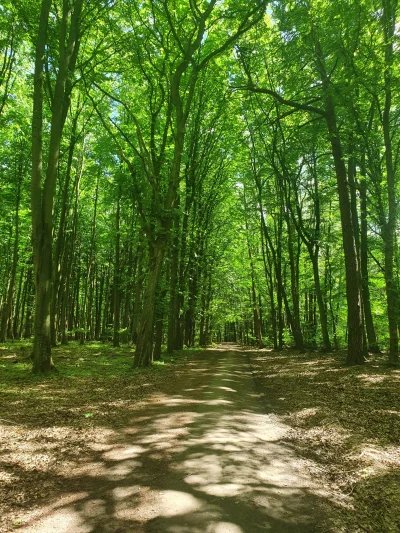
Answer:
0, 0, 399, 369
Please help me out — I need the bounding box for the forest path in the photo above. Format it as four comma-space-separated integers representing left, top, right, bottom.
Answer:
22, 345, 326, 533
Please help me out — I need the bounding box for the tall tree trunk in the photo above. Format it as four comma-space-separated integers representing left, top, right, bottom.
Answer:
200, 273, 212, 347
0, 163, 22, 342
167, 208, 180, 353
285, 212, 303, 350
31, 0, 83, 373
123, 221, 135, 335
260, 213, 278, 348
113, 192, 121, 347
244, 199, 263, 348
60, 169, 81, 344
95, 268, 105, 340
30, 0, 52, 371
134, 110, 187, 363
359, 173, 380, 352
13, 267, 25, 339
134, 240, 167, 367
257, 187, 284, 349
131, 240, 144, 343
101, 266, 111, 340
310, 249, 331, 351
51, 113, 80, 345
153, 283, 167, 361
18, 268, 29, 339
382, 0, 398, 365
82, 170, 98, 341
23, 267, 34, 339
348, 148, 369, 356
314, 36, 365, 364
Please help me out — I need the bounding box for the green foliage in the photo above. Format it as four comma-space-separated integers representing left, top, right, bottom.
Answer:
0, 0, 399, 360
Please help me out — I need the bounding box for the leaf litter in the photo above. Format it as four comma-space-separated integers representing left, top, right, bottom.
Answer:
0, 341, 193, 532
247, 347, 400, 533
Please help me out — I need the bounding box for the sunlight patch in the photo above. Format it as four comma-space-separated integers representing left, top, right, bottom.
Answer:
358, 374, 386, 384
358, 445, 400, 469
207, 522, 243, 533
23, 508, 92, 533
106, 459, 141, 478
157, 490, 203, 517
200, 482, 245, 497
113, 485, 141, 500
293, 407, 319, 420
103, 445, 145, 460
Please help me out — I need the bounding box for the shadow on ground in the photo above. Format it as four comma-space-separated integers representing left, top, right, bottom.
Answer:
2, 346, 339, 533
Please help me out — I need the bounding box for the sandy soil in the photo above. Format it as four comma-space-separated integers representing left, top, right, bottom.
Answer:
13, 345, 329, 533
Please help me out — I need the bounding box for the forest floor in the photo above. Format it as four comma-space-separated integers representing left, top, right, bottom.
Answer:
248, 347, 400, 533
0, 342, 399, 532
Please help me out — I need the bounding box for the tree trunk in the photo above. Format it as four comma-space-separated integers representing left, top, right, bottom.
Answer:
95, 269, 104, 340
0, 165, 22, 342
113, 192, 121, 347
60, 179, 79, 344
382, 0, 398, 364
315, 37, 364, 364
153, 284, 167, 361
13, 267, 24, 339
167, 209, 180, 354
133, 241, 166, 367
359, 174, 380, 352
23, 268, 34, 339
18, 268, 29, 339
285, 212, 303, 350
131, 244, 144, 344
260, 214, 278, 348
245, 216, 263, 348
31, 0, 84, 373
31, 0, 52, 372
101, 266, 111, 340
50, 114, 79, 345
310, 249, 332, 351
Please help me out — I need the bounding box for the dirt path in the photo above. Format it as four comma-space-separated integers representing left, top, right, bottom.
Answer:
19, 346, 327, 533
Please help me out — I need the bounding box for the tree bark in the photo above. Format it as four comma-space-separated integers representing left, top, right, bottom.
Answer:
0, 162, 22, 342
167, 207, 181, 354
314, 37, 365, 364
50, 113, 80, 345
31, 0, 52, 372
134, 240, 167, 367
359, 173, 380, 352
31, 0, 84, 373
381, 0, 398, 364
284, 211, 303, 350
113, 191, 121, 347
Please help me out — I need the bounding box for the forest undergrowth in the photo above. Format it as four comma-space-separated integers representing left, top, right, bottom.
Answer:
248, 348, 400, 533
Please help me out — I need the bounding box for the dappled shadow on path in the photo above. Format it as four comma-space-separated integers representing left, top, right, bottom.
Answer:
17, 346, 328, 533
